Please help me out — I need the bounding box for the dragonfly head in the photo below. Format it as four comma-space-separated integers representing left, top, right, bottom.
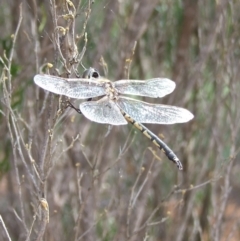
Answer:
82, 67, 100, 79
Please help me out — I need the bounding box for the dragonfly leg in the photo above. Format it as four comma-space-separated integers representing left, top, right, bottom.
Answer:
64, 100, 82, 114
65, 98, 93, 115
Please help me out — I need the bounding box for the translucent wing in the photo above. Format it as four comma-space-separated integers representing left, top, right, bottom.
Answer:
113, 78, 176, 98
80, 96, 127, 125
117, 96, 194, 124
34, 74, 106, 99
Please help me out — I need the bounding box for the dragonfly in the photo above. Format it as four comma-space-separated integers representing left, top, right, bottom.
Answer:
34, 68, 194, 170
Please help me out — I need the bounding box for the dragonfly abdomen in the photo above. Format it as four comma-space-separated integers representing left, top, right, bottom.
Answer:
122, 112, 183, 170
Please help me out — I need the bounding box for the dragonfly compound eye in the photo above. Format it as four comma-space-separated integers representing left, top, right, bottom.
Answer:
92, 70, 100, 78
82, 67, 100, 79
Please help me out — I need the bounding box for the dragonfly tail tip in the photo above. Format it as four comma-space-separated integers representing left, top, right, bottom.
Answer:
178, 165, 183, 170
175, 158, 183, 170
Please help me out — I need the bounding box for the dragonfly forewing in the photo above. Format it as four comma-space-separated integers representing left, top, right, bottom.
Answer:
34, 74, 106, 99
117, 96, 194, 124
80, 96, 127, 125
113, 78, 175, 98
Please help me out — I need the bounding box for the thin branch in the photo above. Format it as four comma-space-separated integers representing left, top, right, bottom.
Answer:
0, 215, 12, 241
7, 3, 23, 93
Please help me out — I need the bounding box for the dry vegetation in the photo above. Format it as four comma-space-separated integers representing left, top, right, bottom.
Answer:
0, 0, 240, 240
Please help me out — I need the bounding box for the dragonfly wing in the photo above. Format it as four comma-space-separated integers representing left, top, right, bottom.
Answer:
34, 74, 106, 99
113, 78, 176, 98
80, 97, 127, 125
117, 97, 194, 124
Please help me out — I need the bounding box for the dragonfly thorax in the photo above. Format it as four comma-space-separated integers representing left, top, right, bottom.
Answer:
104, 82, 119, 100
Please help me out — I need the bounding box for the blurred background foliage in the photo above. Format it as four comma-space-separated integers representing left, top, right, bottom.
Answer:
0, 0, 240, 240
